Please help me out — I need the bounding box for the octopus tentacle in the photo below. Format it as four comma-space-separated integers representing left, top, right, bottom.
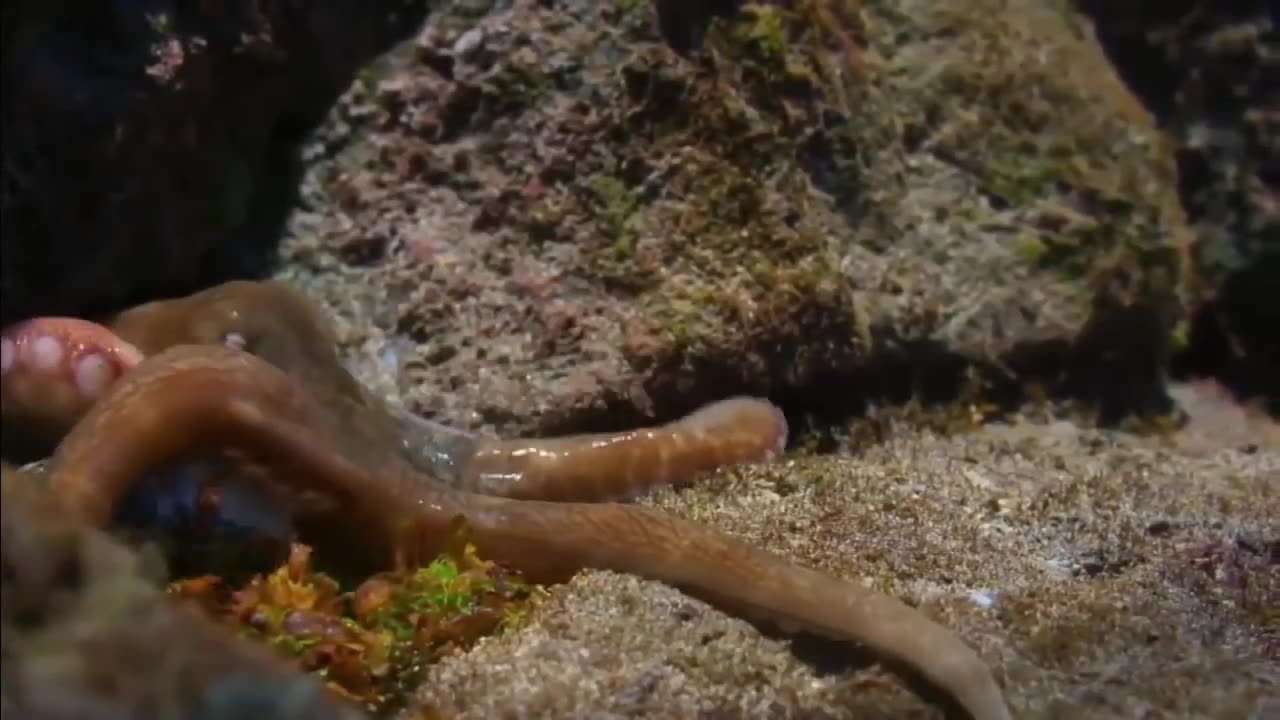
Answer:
1, 317, 145, 433
454, 397, 788, 501
442, 496, 1011, 720
386, 408, 486, 485
47, 345, 1011, 720
104, 280, 790, 503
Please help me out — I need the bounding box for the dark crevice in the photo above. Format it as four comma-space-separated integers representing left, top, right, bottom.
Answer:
1170, 250, 1280, 416
533, 305, 1173, 450
759, 624, 973, 719
1074, 0, 1193, 119
652, 0, 742, 55
1075, 0, 1277, 415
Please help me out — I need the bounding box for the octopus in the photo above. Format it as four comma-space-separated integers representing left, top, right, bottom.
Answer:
0, 279, 1011, 720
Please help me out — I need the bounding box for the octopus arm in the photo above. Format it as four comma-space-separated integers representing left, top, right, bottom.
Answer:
47, 345, 1010, 720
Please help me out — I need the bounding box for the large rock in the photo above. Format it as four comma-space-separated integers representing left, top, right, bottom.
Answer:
282, 0, 1189, 441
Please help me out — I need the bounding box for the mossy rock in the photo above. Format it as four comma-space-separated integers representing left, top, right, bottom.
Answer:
284, 0, 1189, 437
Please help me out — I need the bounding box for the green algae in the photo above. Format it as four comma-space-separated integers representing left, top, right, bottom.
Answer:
551, 0, 1182, 419
562, 3, 875, 372
302, 0, 1190, 430
169, 539, 544, 717
881, 0, 1184, 292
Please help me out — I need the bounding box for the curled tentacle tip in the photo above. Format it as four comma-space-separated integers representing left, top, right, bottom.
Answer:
739, 397, 790, 460
685, 396, 789, 464
0, 318, 145, 422
734, 398, 788, 461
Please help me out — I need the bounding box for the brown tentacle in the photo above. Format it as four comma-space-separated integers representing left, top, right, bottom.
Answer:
104, 280, 791, 504
456, 397, 788, 501
47, 345, 1010, 720
441, 495, 1011, 720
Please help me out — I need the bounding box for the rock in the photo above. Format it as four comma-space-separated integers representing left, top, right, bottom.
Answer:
283, 0, 1190, 442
